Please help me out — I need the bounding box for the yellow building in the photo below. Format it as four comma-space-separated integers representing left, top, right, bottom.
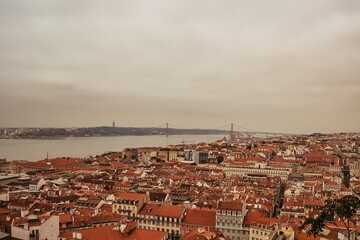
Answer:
137, 203, 185, 239
113, 192, 146, 218
244, 210, 279, 240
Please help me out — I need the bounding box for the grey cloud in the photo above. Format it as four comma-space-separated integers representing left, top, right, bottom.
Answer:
0, 0, 359, 133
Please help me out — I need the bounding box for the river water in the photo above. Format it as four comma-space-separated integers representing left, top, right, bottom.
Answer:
0, 134, 226, 161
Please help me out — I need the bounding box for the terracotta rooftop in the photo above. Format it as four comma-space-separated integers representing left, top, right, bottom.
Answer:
217, 200, 243, 211
138, 203, 162, 216
244, 209, 279, 227
158, 204, 185, 218
117, 192, 144, 201
182, 228, 230, 240
59, 225, 167, 240
182, 208, 216, 227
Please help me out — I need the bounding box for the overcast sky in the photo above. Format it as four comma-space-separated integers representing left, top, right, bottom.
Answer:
0, 1, 359, 133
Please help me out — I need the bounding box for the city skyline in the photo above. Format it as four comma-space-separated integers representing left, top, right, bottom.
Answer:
0, 1, 360, 134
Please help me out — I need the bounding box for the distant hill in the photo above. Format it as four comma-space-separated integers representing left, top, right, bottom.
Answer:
6, 126, 227, 138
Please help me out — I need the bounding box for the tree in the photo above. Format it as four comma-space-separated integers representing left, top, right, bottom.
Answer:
301, 195, 360, 240
216, 156, 224, 164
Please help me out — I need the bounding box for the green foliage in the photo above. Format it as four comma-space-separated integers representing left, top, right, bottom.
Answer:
332, 195, 360, 219
301, 195, 360, 238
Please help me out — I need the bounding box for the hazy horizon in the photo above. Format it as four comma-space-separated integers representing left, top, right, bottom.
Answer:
1, 125, 359, 136
1, 1, 359, 134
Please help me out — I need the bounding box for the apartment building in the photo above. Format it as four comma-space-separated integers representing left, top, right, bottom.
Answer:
113, 192, 146, 218
223, 164, 290, 181
137, 147, 158, 164
180, 207, 216, 236
248, 225, 278, 240
184, 150, 209, 164
215, 200, 248, 240
349, 158, 360, 178
244, 210, 279, 240
157, 148, 170, 162
11, 215, 59, 240
137, 203, 185, 239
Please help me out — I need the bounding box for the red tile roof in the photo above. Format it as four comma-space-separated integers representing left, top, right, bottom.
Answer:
217, 200, 243, 211
138, 203, 162, 216
182, 208, 216, 227
158, 205, 185, 218
59, 226, 167, 240
296, 231, 321, 240
56, 213, 72, 224
182, 228, 231, 240
117, 192, 144, 201
244, 209, 279, 227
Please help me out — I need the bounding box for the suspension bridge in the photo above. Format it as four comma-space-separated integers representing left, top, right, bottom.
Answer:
156, 122, 299, 140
